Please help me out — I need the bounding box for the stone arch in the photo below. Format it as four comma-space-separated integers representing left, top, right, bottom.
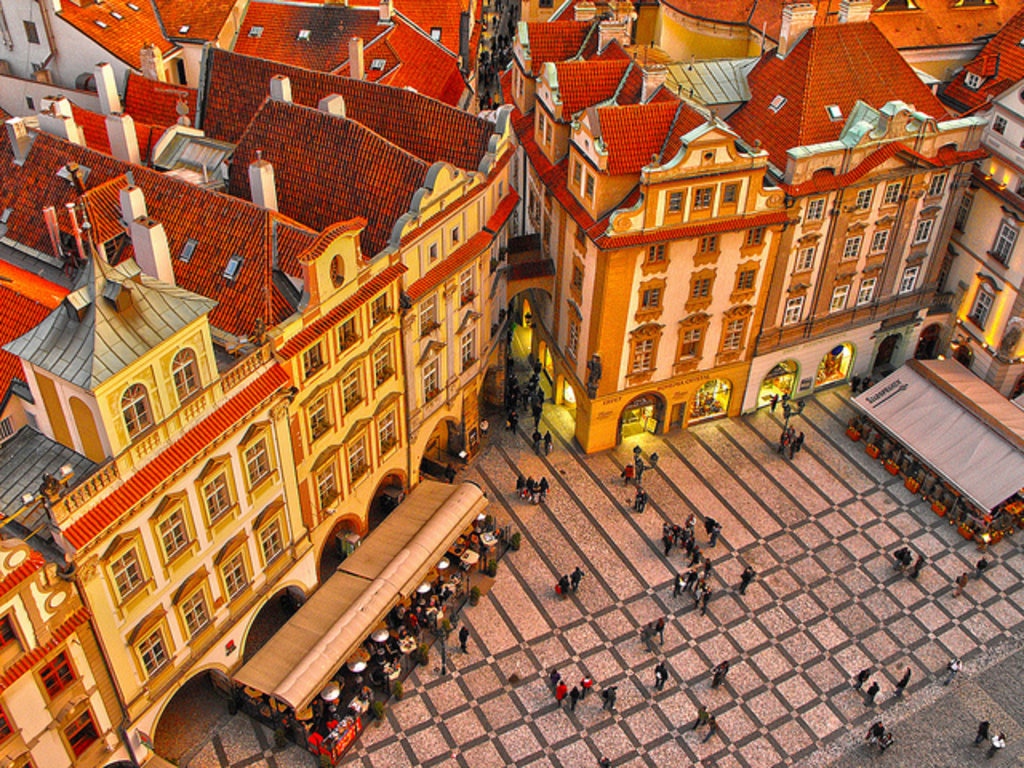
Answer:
617, 391, 666, 442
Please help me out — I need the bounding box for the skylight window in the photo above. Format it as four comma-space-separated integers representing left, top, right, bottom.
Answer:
178, 25, 190, 34
297, 29, 311, 41
224, 254, 243, 280
826, 104, 843, 122
0, 208, 12, 224
94, 20, 108, 29
110, 11, 123, 20
249, 25, 263, 38
768, 95, 787, 114
370, 58, 386, 71
126, 2, 140, 9
430, 27, 442, 41
179, 238, 198, 263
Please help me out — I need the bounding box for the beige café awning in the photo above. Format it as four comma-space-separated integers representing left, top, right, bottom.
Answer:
234, 481, 487, 710
852, 359, 1024, 512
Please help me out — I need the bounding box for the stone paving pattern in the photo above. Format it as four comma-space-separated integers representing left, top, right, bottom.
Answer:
186, 386, 1024, 767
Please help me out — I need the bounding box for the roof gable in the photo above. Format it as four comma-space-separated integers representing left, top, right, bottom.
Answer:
941, 4, 1024, 111
523, 20, 593, 70
552, 59, 631, 116
595, 101, 705, 175
152, 0, 239, 41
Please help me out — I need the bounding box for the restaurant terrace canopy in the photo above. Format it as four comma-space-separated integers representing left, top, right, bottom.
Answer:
234, 480, 488, 710
851, 359, 1024, 512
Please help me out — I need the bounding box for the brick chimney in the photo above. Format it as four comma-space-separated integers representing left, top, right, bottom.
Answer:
838, 0, 872, 23
5, 118, 35, 165
573, 1, 596, 20
641, 64, 667, 103
140, 42, 166, 82
94, 62, 122, 115
778, 3, 816, 58
248, 150, 278, 212
38, 97, 85, 146
106, 114, 141, 164
349, 37, 365, 80
318, 94, 346, 117
379, 0, 392, 21
121, 186, 174, 285
269, 75, 292, 103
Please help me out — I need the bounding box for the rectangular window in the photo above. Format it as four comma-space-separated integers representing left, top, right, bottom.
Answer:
111, 549, 145, 600
40, 652, 75, 697
692, 187, 712, 209
203, 474, 232, 523
428, 242, 439, 264
423, 358, 440, 400
805, 198, 825, 221
309, 395, 331, 439
302, 343, 324, 377
342, 370, 362, 413
745, 227, 765, 246
0, 417, 12, 441
829, 285, 850, 312
65, 711, 99, 757
857, 278, 876, 305
928, 173, 947, 197
317, 464, 338, 508
855, 188, 873, 211
24, 20, 39, 44
698, 235, 717, 254
647, 244, 665, 263
723, 183, 738, 204
158, 509, 190, 561
642, 287, 661, 308
722, 318, 745, 351
374, 345, 393, 385
461, 329, 476, 369
842, 236, 862, 261
138, 629, 169, 676
795, 246, 815, 272
338, 317, 359, 351
419, 295, 438, 336
691, 278, 711, 298
0, 615, 19, 651
883, 182, 902, 205
567, 319, 580, 359
955, 195, 973, 231
260, 520, 284, 564
451, 225, 460, 246
572, 160, 582, 187
0, 703, 11, 739
994, 115, 1008, 135
870, 229, 890, 253
783, 297, 804, 325
584, 173, 595, 200
631, 339, 654, 373
371, 294, 390, 325
970, 287, 994, 327
459, 269, 475, 303
913, 219, 933, 244
667, 191, 683, 212
899, 266, 919, 294
679, 327, 702, 357
992, 220, 1018, 264
571, 263, 584, 291
348, 435, 368, 481
736, 269, 756, 291
222, 552, 248, 599
181, 590, 210, 638
379, 410, 397, 452
244, 439, 271, 486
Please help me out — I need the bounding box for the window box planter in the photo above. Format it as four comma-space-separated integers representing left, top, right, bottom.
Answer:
460, 291, 477, 306
865, 443, 881, 459
424, 388, 440, 403
846, 427, 862, 442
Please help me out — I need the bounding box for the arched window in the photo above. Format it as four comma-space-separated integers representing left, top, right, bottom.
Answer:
121, 384, 153, 438
172, 349, 200, 402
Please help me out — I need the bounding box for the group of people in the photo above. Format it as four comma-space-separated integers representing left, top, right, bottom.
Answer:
549, 669, 598, 712
515, 475, 550, 504
975, 721, 1008, 759
777, 426, 806, 459
853, 665, 912, 705
892, 547, 925, 579
555, 566, 585, 598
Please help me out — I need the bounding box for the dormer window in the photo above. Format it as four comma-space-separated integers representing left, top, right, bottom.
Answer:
826, 104, 843, 122
964, 72, 983, 90
430, 27, 442, 41
297, 29, 311, 41
224, 254, 243, 281
248, 26, 263, 38
122, 384, 153, 438
179, 238, 198, 262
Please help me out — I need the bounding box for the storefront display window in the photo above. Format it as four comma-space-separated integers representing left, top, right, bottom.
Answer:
815, 344, 852, 387
690, 380, 731, 424
758, 361, 797, 407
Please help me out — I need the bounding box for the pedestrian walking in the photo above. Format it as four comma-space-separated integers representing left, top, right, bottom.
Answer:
654, 661, 668, 691
557, 574, 571, 598
690, 545, 702, 567
739, 565, 756, 595
673, 573, 684, 598
692, 704, 710, 730
793, 431, 805, 454
778, 429, 790, 455
532, 429, 542, 454
975, 720, 991, 745
702, 714, 719, 743
459, 626, 470, 653
863, 680, 880, 705
708, 522, 722, 548
508, 410, 518, 432
570, 566, 585, 592
711, 660, 730, 688
976, 557, 990, 579
699, 587, 712, 616
655, 616, 666, 645
988, 732, 1006, 759
955, 571, 969, 596
893, 667, 911, 698
866, 721, 885, 746
853, 668, 871, 690
684, 568, 699, 593
569, 685, 580, 712
580, 676, 594, 699
555, 681, 568, 707
543, 431, 553, 455
663, 533, 673, 557
769, 393, 780, 412
599, 758, 610, 768
703, 557, 713, 580
601, 686, 617, 711
537, 476, 550, 503
944, 657, 962, 686
893, 547, 912, 571
444, 463, 456, 483
909, 554, 924, 580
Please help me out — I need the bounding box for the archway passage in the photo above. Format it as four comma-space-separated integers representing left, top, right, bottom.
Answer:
619, 393, 664, 440
242, 587, 306, 663
757, 361, 797, 407
419, 419, 461, 482
690, 379, 731, 424
318, 514, 363, 584
915, 324, 941, 360
815, 343, 853, 387
368, 472, 406, 532
953, 341, 973, 368
874, 334, 900, 373
153, 671, 230, 761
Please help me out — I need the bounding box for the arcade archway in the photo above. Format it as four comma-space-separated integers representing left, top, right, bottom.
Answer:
915, 324, 941, 360
690, 379, 731, 424
368, 471, 407, 532
619, 393, 665, 440
952, 341, 973, 368
153, 670, 232, 761
757, 361, 798, 407
318, 513, 364, 584
242, 586, 307, 663
873, 334, 900, 373
815, 343, 854, 388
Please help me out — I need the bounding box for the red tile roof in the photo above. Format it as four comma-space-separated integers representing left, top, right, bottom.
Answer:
596, 101, 705, 175
870, 0, 1019, 54
228, 100, 429, 257
278, 264, 407, 358
523, 21, 594, 71
376, 17, 468, 106
596, 209, 789, 248
0, 549, 45, 598
69, 104, 164, 164
56, 0, 174, 69
393, 0, 471, 55
486, 187, 519, 232
728, 22, 948, 170
941, 5, 1024, 112
152, 0, 238, 41
123, 73, 198, 128
199, 47, 493, 170
65, 365, 289, 550
0, 607, 89, 689
0, 282, 64, 398
0, 262, 67, 309
554, 60, 631, 116
234, 3, 387, 72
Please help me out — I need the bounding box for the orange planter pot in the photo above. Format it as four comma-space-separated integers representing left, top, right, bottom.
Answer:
958, 524, 975, 540
866, 444, 881, 459
846, 427, 862, 442
884, 461, 900, 475
932, 502, 946, 517
905, 478, 921, 493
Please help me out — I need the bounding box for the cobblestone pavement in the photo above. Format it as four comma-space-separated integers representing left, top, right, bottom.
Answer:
186, 385, 1024, 767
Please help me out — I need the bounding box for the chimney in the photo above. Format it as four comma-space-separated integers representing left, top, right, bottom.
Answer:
641, 64, 667, 103
778, 3, 816, 58
120, 185, 148, 224
140, 42, 166, 82
378, 0, 392, 21
597, 16, 631, 52
838, 0, 872, 24
459, 11, 471, 74
318, 94, 346, 117
349, 37, 364, 80
106, 114, 141, 164
574, 0, 596, 21
38, 97, 85, 146
130, 216, 174, 285
94, 63, 122, 115
5, 118, 35, 165
269, 75, 292, 103
248, 150, 278, 212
